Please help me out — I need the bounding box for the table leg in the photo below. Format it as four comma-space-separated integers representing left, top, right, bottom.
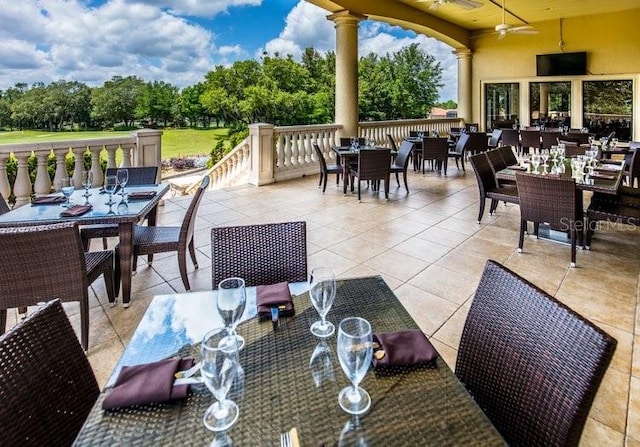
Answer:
118, 222, 134, 308
343, 165, 349, 194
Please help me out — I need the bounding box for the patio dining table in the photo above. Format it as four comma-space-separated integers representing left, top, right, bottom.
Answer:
0, 183, 169, 306
331, 146, 396, 194
73, 276, 504, 446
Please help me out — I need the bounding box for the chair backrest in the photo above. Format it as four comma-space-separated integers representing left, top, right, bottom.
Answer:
605, 131, 616, 145
500, 128, 520, 149
465, 132, 489, 154
515, 172, 579, 227
469, 153, 497, 195
421, 137, 448, 160
105, 166, 158, 185
0, 195, 10, 214
456, 260, 616, 447
560, 141, 586, 157
386, 134, 398, 152
393, 140, 414, 170
465, 123, 479, 132
180, 176, 210, 246
627, 146, 640, 188
497, 146, 518, 166
211, 221, 307, 288
313, 143, 328, 173
0, 222, 88, 311
409, 130, 427, 137
485, 148, 507, 173
520, 130, 541, 152
339, 137, 365, 147
452, 132, 470, 155
541, 131, 561, 149
488, 129, 503, 147
356, 149, 391, 181
0, 299, 99, 445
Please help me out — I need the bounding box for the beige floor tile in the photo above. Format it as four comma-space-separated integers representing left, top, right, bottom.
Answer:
408, 264, 477, 305
589, 366, 629, 433
432, 301, 472, 349
627, 377, 640, 442
415, 226, 470, 248
393, 237, 453, 263
580, 417, 624, 447
363, 248, 430, 282
394, 282, 459, 336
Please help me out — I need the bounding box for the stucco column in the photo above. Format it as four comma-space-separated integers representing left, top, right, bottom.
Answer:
248, 123, 275, 186
539, 83, 550, 121
328, 11, 365, 139
455, 49, 473, 126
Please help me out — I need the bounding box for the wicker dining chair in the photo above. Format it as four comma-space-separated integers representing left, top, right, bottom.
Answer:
465, 131, 489, 156
349, 148, 392, 202
419, 137, 448, 175
469, 153, 519, 223
515, 172, 583, 267
0, 299, 100, 446
313, 143, 342, 193
541, 130, 562, 149
487, 129, 503, 149
448, 132, 470, 171
496, 145, 518, 167
500, 128, 520, 153
520, 130, 541, 154
389, 140, 414, 192
211, 221, 307, 288
0, 194, 9, 214
456, 260, 616, 447
0, 221, 115, 351
339, 137, 365, 147
80, 166, 159, 250
116, 176, 209, 292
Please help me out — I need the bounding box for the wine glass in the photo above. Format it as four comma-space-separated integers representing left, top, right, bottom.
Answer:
309, 340, 335, 388
61, 177, 75, 208
309, 267, 336, 338
81, 170, 93, 203
540, 149, 549, 174
338, 416, 370, 447
201, 328, 240, 433
116, 168, 129, 198
337, 317, 373, 415
350, 137, 357, 149
530, 153, 541, 174
217, 278, 247, 351
104, 175, 118, 206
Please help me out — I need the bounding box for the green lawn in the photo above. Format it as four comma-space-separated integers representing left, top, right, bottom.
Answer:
0, 128, 230, 160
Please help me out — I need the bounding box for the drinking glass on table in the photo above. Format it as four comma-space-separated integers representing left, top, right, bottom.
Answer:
337, 317, 373, 415
103, 175, 118, 206
530, 153, 541, 174
217, 277, 247, 351
201, 328, 240, 433
81, 171, 93, 203
60, 177, 75, 208
540, 149, 549, 174
116, 168, 129, 198
309, 267, 336, 338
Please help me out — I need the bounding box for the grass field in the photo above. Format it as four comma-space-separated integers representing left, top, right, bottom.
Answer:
0, 128, 230, 160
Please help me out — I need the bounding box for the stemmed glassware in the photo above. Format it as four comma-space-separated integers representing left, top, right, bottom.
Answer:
217, 277, 247, 351
309, 267, 336, 338
201, 328, 240, 434
530, 153, 541, 174
337, 317, 373, 415
540, 149, 549, 174
81, 170, 93, 204
60, 177, 75, 208
104, 175, 118, 206
116, 168, 129, 199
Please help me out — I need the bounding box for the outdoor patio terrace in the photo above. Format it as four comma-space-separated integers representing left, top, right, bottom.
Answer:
7, 169, 640, 446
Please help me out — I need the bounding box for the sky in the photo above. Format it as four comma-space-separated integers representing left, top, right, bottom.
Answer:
0, 0, 458, 101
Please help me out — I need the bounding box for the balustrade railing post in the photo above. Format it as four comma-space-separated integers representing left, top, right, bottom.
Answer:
33, 151, 52, 196
133, 129, 163, 183
12, 152, 32, 207
105, 145, 118, 169
248, 123, 275, 186
88, 146, 103, 187
52, 148, 68, 192
0, 153, 11, 202
71, 146, 86, 190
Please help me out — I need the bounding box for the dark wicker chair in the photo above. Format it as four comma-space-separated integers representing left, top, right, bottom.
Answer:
0, 194, 9, 214
497, 145, 518, 166
465, 132, 489, 156
541, 130, 562, 149
390, 140, 414, 192
485, 148, 507, 173
500, 128, 520, 153
515, 172, 583, 267
349, 149, 392, 202
464, 123, 479, 132
469, 153, 519, 223
116, 176, 209, 292
585, 197, 640, 247
623, 143, 639, 187
339, 137, 365, 147
456, 260, 616, 447
448, 132, 470, 171
211, 221, 307, 288
0, 299, 100, 446
520, 130, 541, 154
488, 129, 503, 149
0, 221, 115, 350
313, 143, 342, 193
560, 140, 586, 157
80, 166, 159, 250
419, 137, 448, 175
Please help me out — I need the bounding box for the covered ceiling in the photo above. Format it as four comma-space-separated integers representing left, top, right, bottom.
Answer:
306, 0, 640, 49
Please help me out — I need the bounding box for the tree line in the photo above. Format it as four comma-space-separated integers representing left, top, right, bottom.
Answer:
0, 44, 450, 132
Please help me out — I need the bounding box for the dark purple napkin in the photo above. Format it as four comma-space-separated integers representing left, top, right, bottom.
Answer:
127, 191, 157, 200
102, 358, 194, 410
32, 195, 66, 205
507, 165, 527, 171
256, 282, 294, 318
372, 330, 438, 367
60, 204, 92, 217
589, 172, 616, 180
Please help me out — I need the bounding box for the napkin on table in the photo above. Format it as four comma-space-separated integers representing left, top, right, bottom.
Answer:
60, 204, 92, 217
256, 282, 294, 319
102, 357, 194, 410
31, 195, 66, 205
372, 330, 438, 367
127, 191, 157, 200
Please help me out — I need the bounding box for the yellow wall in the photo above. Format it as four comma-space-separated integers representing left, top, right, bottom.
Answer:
470, 9, 640, 138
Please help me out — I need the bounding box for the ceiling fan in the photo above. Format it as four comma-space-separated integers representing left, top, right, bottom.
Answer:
416, 0, 483, 11
494, 0, 538, 39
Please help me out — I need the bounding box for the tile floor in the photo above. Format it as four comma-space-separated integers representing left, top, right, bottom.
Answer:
7, 165, 639, 445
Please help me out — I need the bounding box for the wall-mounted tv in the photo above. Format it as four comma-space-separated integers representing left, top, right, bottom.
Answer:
536, 51, 587, 76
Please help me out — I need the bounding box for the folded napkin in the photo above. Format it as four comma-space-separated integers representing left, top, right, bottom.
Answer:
589, 172, 616, 180
594, 165, 621, 172
127, 191, 157, 200
372, 330, 438, 367
508, 165, 527, 171
31, 195, 66, 205
102, 358, 194, 410
60, 204, 92, 217
256, 282, 294, 319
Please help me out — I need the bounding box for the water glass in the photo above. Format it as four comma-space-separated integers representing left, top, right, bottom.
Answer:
217, 278, 247, 350
309, 267, 336, 338
201, 328, 240, 433
337, 317, 373, 415
104, 175, 118, 206
61, 177, 75, 208
81, 171, 93, 203
116, 168, 129, 197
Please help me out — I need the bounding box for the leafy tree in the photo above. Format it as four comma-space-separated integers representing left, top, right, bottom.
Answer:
178, 83, 209, 127
137, 80, 179, 126
91, 76, 145, 128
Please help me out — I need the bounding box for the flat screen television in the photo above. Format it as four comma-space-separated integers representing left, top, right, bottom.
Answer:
536, 52, 587, 76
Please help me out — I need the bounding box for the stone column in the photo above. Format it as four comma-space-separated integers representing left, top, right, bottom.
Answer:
328, 11, 365, 140
455, 49, 473, 126
539, 83, 550, 121
133, 129, 163, 183
12, 152, 32, 207
248, 123, 275, 186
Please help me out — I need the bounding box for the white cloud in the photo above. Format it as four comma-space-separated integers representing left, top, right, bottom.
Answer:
127, 0, 262, 17
261, 1, 458, 101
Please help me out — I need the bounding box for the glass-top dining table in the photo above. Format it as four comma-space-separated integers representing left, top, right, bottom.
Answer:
73, 276, 505, 446
0, 183, 169, 306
